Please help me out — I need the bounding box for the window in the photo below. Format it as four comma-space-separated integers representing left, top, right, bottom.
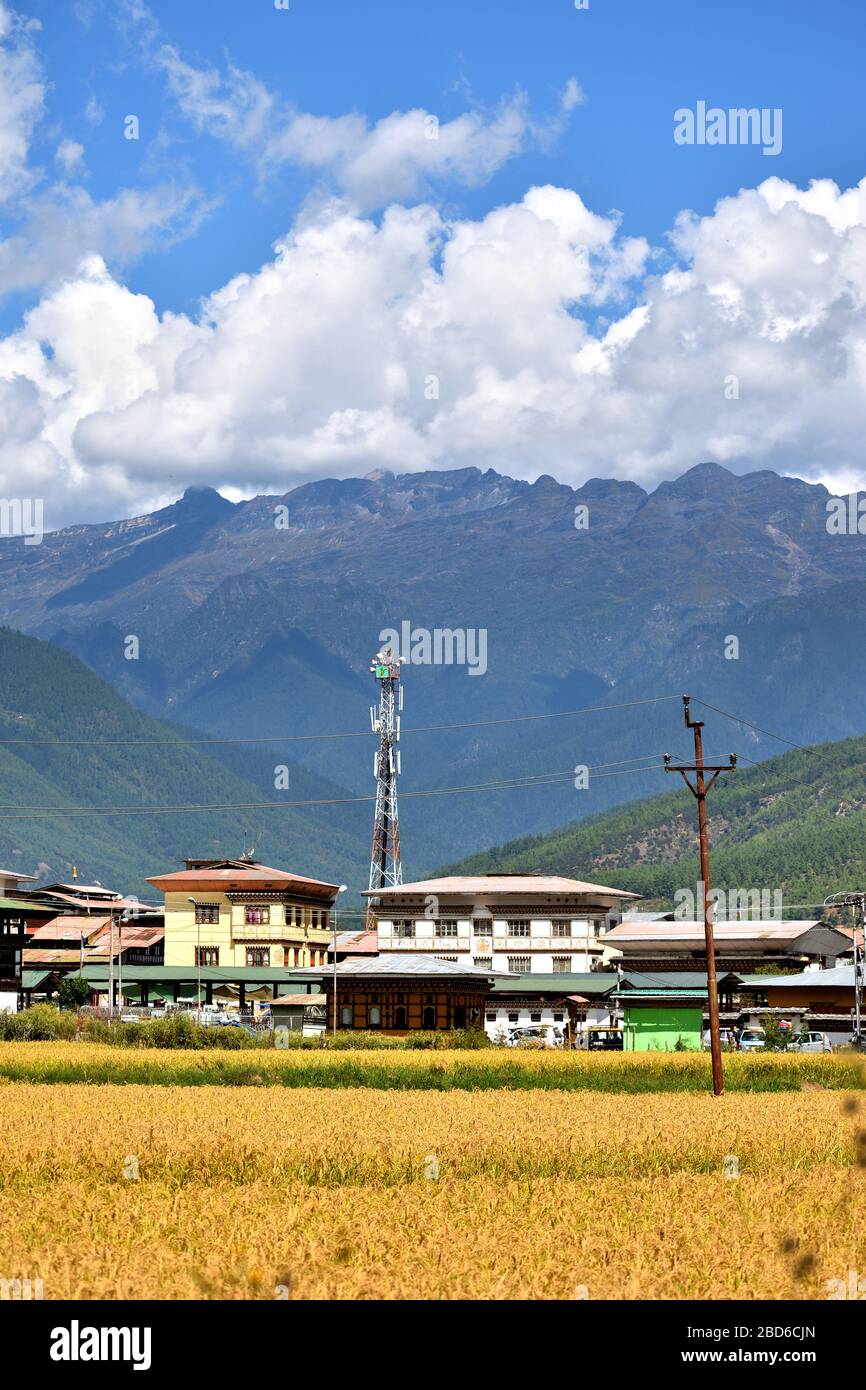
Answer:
472, 921, 492, 936
507, 1012, 519, 1023
246, 947, 270, 967
437, 921, 458, 937
508, 920, 530, 937
422, 1004, 436, 1028
530, 1012, 542, 1023
393, 920, 415, 939
454, 1004, 466, 1028
552, 921, 572, 938
194, 904, 219, 925
507, 956, 531, 973
368, 1004, 381, 1027
435, 955, 458, 962
485, 1013, 496, 1023
244, 905, 270, 926
553, 1012, 564, 1022
472, 958, 488, 969
552, 956, 572, 974
341, 1004, 353, 1026
195, 945, 219, 966
395, 1005, 408, 1028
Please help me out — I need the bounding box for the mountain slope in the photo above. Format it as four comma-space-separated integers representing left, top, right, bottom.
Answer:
440, 731, 866, 910
0, 628, 369, 900
4, 461, 866, 872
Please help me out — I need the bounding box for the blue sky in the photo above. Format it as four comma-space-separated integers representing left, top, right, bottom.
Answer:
20, 0, 866, 318
1, 0, 866, 525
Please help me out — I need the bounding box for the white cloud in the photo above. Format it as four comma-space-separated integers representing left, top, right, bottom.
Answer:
55, 138, 85, 174
0, 1, 44, 202
148, 23, 580, 210
1, 65, 866, 529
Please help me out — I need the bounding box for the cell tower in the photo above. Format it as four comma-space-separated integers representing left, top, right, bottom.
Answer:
367, 647, 403, 925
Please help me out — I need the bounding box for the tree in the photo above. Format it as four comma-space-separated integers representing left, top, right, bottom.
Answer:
58, 975, 90, 1010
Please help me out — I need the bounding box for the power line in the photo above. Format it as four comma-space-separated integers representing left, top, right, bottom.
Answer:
692, 698, 806, 751
0, 754, 674, 821
0, 693, 681, 748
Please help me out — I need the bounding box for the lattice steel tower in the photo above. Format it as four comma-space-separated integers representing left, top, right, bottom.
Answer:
367, 647, 403, 923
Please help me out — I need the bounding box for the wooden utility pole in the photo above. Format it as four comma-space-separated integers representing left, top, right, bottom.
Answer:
664, 695, 737, 1096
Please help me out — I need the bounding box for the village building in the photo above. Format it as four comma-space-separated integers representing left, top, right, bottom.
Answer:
148, 858, 340, 971
601, 916, 850, 973
737, 964, 860, 1047
365, 874, 638, 974
615, 976, 709, 1051
483, 971, 618, 1042
293, 953, 505, 1032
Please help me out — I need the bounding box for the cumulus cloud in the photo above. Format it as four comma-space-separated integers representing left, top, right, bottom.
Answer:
4, 173, 866, 526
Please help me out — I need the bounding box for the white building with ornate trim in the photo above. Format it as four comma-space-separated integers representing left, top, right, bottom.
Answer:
363, 874, 638, 974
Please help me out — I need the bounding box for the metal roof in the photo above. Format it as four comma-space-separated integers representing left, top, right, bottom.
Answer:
364, 875, 638, 900
147, 864, 339, 896
291, 952, 512, 979
739, 965, 856, 990
603, 919, 826, 943
489, 972, 617, 996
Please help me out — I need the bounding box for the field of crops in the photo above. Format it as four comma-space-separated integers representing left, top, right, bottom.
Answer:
1, 1041, 864, 1090
2, 1062, 865, 1299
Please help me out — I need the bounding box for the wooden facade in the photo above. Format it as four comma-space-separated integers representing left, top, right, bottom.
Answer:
322, 976, 487, 1031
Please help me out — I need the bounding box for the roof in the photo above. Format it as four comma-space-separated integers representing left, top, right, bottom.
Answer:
0, 896, 55, 912
603, 919, 825, 942
618, 989, 708, 1002
147, 864, 340, 897
0, 869, 37, 881
335, 929, 379, 954
291, 952, 512, 979
489, 972, 617, 996
271, 993, 326, 1007
739, 965, 856, 990
30, 916, 112, 942
81, 964, 328, 985
21, 969, 53, 989
364, 875, 638, 900
620, 970, 743, 990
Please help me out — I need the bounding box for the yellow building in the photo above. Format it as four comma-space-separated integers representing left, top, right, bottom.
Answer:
147, 858, 340, 970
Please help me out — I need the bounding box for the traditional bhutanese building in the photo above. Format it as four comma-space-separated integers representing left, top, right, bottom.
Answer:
364, 875, 638, 974
292, 953, 506, 1032
600, 916, 851, 974
147, 858, 340, 970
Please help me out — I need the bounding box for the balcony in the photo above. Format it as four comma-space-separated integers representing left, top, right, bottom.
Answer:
231, 922, 332, 945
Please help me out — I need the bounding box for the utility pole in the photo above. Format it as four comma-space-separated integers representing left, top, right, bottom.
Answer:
188, 897, 201, 1022
108, 915, 114, 1023
332, 885, 348, 1036
665, 695, 737, 1097
824, 893, 864, 1047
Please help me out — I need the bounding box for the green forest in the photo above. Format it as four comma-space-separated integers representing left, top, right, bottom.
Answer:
441, 730, 866, 912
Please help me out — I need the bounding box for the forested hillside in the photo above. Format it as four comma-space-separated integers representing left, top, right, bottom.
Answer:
0, 628, 369, 899
441, 733, 866, 910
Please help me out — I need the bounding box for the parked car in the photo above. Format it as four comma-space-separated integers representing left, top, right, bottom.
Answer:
587, 1028, 623, 1051
791, 1031, 832, 1053
507, 1025, 564, 1048
701, 1027, 738, 1051
737, 1027, 766, 1051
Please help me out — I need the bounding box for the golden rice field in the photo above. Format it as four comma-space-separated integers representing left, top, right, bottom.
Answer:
2, 1074, 865, 1299
1, 1040, 863, 1089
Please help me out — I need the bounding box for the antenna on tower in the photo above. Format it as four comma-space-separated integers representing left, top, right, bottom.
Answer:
366, 644, 403, 928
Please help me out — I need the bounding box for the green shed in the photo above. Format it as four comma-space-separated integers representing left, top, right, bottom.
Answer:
616, 985, 708, 1052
